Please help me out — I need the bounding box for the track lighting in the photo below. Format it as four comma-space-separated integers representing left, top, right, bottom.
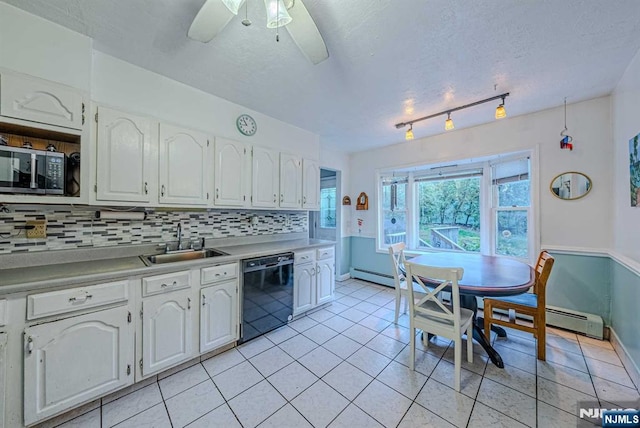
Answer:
495, 95, 507, 119
405, 124, 414, 141
445, 113, 454, 131
395, 92, 510, 138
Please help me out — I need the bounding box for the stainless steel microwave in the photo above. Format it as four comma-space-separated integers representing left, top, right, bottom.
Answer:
0, 146, 65, 195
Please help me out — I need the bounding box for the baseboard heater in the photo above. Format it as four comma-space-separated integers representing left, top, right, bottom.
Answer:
545, 305, 604, 339
350, 267, 394, 287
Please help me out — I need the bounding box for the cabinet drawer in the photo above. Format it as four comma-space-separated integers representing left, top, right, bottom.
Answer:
201, 263, 238, 284
142, 271, 190, 297
295, 250, 315, 265
27, 281, 129, 320
316, 247, 335, 261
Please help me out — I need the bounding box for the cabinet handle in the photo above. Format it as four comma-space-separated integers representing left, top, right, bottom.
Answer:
188, 297, 191, 310
274, 194, 277, 203
216, 188, 219, 199
161, 281, 177, 288
144, 182, 149, 194
26, 336, 34, 354
280, 194, 284, 203
161, 185, 165, 197
69, 293, 92, 303
202, 295, 206, 306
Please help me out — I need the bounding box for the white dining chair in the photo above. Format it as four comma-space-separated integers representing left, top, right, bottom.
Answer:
388, 242, 423, 323
405, 261, 474, 392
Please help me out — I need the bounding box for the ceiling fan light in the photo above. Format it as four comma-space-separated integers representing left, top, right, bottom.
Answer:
405, 126, 414, 141
221, 0, 244, 15
445, 114, 455, 131
495, 104, 507, 119
264, 0, 293, 28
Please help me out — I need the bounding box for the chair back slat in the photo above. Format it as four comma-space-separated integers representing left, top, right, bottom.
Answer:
405, 262, 464, 324
533, 250, 555, 304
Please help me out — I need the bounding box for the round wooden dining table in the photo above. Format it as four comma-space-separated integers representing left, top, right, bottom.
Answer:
405, 252, 535, 368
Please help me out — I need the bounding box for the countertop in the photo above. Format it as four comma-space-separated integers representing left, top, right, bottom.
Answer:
0, 237, 335, 294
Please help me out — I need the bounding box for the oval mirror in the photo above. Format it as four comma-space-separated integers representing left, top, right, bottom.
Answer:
550, 172, 592, 200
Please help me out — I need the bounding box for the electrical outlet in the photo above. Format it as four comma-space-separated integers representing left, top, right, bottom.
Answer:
26, 220, 46, 239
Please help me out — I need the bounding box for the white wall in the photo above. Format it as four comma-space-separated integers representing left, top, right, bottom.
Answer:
0, 2, 92, 91
612, 48, 640, 263
91, 52, 319, 158
348, 96, 613, 251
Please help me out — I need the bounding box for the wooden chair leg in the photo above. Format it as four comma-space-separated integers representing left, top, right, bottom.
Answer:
537, 314, 546, 361
409, 326, 416, 370
394, 288, 401, 324
454, 337, 461, 392
466, 323, 473, 363
483, 301, 492, 342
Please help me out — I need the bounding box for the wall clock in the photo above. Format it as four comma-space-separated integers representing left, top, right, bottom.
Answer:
236, 114, 257, 136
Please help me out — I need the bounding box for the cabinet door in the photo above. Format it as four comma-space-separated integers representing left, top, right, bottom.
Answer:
159, 124, 210, 206
24, 306, 133, 426
316, 259, 335, 306
280, 153, 302, 208
96, 107, 156, 203
0, 72, 84, 130
200, 281, 238, 353
142, 291, 194, 376
214, 138, 249, 207
294, 262, 315, 315
252, 147, 279, 208
302, 159, 320, 210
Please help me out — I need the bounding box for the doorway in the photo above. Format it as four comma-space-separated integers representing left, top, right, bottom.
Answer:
310, 168, 342, 278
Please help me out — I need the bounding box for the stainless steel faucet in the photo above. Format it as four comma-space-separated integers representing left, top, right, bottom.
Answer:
177, 223, 183, 251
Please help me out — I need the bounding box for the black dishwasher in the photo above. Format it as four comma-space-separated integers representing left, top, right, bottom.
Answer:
240, 252, 294, 343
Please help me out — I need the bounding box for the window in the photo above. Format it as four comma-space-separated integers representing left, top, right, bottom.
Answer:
416, 169, 482, 252
320, 177, 336, 228
378, 151, 533, 260
381, 176, 407, 244
492, 157, 530, 259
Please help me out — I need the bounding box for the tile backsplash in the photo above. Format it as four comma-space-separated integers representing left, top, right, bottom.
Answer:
0, 207, 308, 254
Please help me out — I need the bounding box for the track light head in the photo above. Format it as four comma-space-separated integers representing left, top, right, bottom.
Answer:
445, 113, 454, 131
405, 124, 414, 141
495, 96, 507, 119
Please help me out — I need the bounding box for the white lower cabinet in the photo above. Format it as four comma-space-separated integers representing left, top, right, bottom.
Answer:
293, 246, 335, 315
23, 306, 134, 426
293, 262, 315, 315
141, 289, 194, 376
316, 258, 335, 306
200, 281, 238, 353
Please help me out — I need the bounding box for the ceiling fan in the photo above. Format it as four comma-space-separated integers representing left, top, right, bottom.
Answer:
188, 0, 329, 65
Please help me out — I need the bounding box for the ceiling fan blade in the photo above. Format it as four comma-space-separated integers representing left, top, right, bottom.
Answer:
188, 0, 238, 43
285, 0, 329, 64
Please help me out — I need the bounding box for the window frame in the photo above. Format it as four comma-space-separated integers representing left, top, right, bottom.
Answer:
376, 149, 538, 264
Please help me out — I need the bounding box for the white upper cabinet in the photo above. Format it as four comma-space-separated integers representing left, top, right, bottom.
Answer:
0, 72, 84, 130
159, 124, 210, 206
252, 146, 279, 208
280, 153, 302, 209
96, 106, 156, 203
214, 138, 249, 207
302, 159, 320, 210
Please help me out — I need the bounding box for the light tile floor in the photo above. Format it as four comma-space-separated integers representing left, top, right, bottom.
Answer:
44, 279, 640, 428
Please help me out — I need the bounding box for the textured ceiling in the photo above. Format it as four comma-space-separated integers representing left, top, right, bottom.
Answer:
4, 0, 640, 153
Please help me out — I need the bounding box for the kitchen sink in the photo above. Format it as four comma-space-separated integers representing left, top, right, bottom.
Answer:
142, 248, 228, 266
